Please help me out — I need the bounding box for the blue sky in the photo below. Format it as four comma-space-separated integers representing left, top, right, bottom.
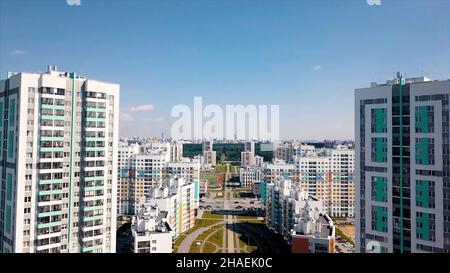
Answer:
1, 0, 449, 140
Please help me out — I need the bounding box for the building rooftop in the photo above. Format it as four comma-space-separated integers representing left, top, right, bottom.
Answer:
132, 203, 172, 236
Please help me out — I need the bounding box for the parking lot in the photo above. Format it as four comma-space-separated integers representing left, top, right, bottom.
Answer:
199, 196, 262, 212
335, 236, 355, 253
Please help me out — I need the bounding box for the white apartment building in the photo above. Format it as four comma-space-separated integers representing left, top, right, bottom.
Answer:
146, 176, 197, 239
239, 167, 262, 188
132, 153, 168, 197
299, 144, 316, 157
254, 155, 264, 166
274, 142, 294, 163
262, 161, 298, 183
131, 202, 172, 253
144, 141, 183, 162
0, 66, 119, 253
117, 143, 141, 214
116, 143, 200, 215
291, 204, 335, 253
330, 148, 355, 217
265, 179, 334, 253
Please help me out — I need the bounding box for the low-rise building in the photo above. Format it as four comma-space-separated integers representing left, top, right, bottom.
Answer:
131, 202, 173, 253
291, 203, 335, 253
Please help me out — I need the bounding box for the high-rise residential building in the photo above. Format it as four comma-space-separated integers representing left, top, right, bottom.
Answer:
265, 178, 334, 253
116, 141, 200, 215
241, 141, 256, 168
132, 153, 168, 198
202, 140, 216, 166
118, 143, 142, 214
274, 142, 294, 163
262, 161, 298, 183
298, 147, 355, 217
146, 176, 197, 239
355, 73, 450, 253
239, 167, 262, 188
299, 143, 316, 157
142, 141, 183, 162
0, 66, 119, 253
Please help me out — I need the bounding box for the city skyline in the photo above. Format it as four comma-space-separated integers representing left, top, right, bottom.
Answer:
1, 0, 450, 140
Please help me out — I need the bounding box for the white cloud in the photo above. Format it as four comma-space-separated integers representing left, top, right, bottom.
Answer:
11, 49, 26, 56
121, 104, 156, 122
120, 112, 134, 122
312, 65, 321, 71
367, 0, 381, 6
129, 104, 155, 112
141, 117, 164, 123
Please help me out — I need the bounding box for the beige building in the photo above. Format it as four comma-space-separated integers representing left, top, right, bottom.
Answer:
298, 147, 355, 217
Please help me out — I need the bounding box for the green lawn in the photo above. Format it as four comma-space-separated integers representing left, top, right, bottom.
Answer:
203, 241, 218, 253
208, 227, 223, 247
234, 215, 259, 220
202, 211, 226, 219
199, 226, 224, 253
174, 234, 186, 247
204, 175, 218, 184
183, 219, 221, 236
189, 240, 203, 253
197, 225, 221, 241
214, 165, 227, 173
